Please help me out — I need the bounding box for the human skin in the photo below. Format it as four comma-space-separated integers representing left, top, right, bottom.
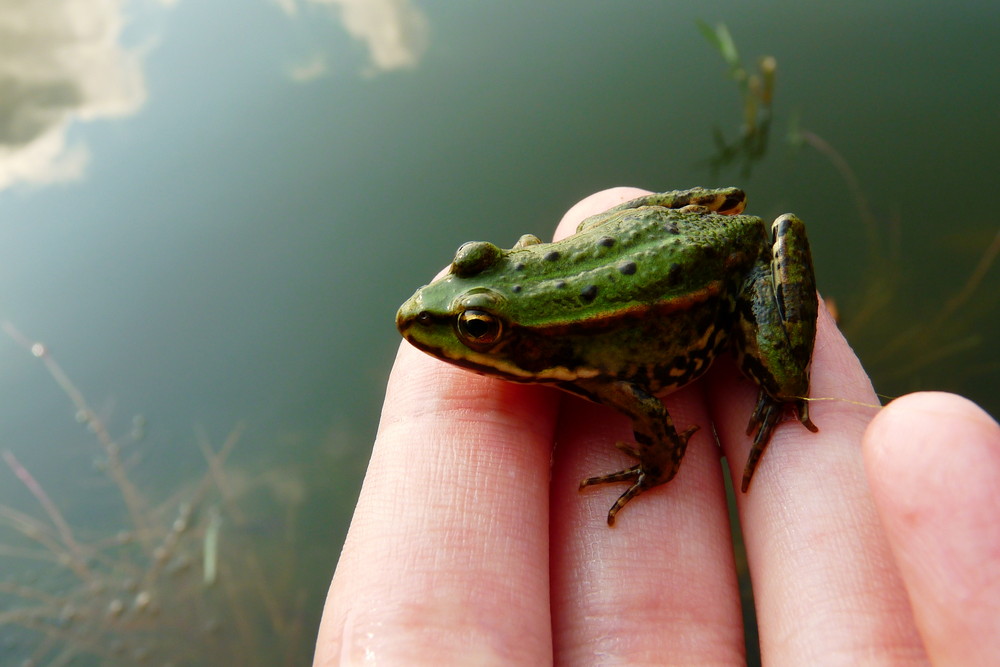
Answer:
314, 188, 1000, 666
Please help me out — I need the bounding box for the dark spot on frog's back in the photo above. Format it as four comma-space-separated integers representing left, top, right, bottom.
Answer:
598, 236, 615, 248
619, 261, 637, 275
544, 250, 561, 262
580, 284, 598, 303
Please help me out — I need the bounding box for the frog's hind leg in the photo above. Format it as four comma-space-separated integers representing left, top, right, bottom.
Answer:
575, 187, 748, 232
622, 187, 748, 215
570, 379, 698, 525
733, 213, 819, 492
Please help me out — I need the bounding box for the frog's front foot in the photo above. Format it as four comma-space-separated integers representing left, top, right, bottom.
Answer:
579, 425, 699, 526
579, 465, 646, 527
741, 389, 818, 492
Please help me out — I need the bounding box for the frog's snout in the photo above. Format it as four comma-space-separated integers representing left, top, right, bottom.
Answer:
395, 290, 426, 336
395, 300, 414, 335
394, 305, 406, 334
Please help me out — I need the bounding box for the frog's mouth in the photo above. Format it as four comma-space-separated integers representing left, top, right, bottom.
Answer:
395, 300, 456, 354
397, 303, 595, 385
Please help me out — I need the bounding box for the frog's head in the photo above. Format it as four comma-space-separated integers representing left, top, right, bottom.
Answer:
397, 239, 534, 377
397, 281, 513, 366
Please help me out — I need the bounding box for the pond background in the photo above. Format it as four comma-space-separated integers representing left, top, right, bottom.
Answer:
1, 1, 997, 664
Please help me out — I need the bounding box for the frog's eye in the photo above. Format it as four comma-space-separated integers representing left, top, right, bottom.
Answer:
456, 309, 502, 349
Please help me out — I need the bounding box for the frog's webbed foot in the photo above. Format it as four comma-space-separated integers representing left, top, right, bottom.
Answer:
741, 389, 818, 492
579, 424, 699, 526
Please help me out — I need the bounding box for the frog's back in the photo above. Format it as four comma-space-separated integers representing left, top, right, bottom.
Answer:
495, 207, 766, 331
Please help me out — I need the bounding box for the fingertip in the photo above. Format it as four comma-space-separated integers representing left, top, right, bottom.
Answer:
862, 391, 1000, 664
863, 391, 998, 483
863, 390, 999, 524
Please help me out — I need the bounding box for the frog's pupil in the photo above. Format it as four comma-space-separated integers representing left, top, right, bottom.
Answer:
458, 309, 501, 346
465, 317, 489, 337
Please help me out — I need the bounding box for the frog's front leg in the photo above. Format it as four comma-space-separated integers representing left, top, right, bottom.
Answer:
734, 213, 819, 492
568, 379, 698, 525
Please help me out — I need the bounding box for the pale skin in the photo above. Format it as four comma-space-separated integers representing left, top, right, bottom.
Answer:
315, 188, 1000, 666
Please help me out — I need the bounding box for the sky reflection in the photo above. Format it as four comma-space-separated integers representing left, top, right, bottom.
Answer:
0, 0, 427, 191
0, 0, 146, 189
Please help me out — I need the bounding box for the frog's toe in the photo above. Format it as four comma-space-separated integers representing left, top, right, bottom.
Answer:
579, 464, 641, 490
798, 399, 819, 432
605, 482, 646, 526
579, 466, 663, 526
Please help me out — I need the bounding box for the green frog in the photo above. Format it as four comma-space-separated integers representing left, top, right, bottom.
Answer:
396, 187, 818, 525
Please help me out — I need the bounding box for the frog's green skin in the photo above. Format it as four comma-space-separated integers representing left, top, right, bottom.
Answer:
396, 187, 818, 525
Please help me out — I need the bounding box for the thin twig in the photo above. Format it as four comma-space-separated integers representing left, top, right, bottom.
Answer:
932, 229, 1000, 328
2, 321, 153, 553
197, 423, 247, 525
2, 451, 92, 580
797, 129, 881, 255
0, 503, 69, 559
139, 424, 243, 590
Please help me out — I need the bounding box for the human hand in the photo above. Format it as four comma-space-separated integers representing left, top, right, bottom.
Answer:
314, 188, 1000, 665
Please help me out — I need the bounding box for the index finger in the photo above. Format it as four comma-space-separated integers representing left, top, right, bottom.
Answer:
314, 284, 560, 661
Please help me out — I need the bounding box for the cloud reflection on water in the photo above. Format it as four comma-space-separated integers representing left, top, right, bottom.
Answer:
0, 0, 146, 190
0, 0, 428, 190
278, 0, 428, 78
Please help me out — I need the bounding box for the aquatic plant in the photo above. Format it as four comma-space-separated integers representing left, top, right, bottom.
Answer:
699, 24, 999, 407
0, 322, 308, 666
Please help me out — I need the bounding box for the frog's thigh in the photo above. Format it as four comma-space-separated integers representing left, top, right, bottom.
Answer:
624, 188, 746, 215
735, 217, 817, 400
575, 187, 747, 232
769, 214, 817, 367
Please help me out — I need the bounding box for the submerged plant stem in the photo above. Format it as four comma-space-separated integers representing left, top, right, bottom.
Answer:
2, 321, 153, 553
2, 451, 92, 580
